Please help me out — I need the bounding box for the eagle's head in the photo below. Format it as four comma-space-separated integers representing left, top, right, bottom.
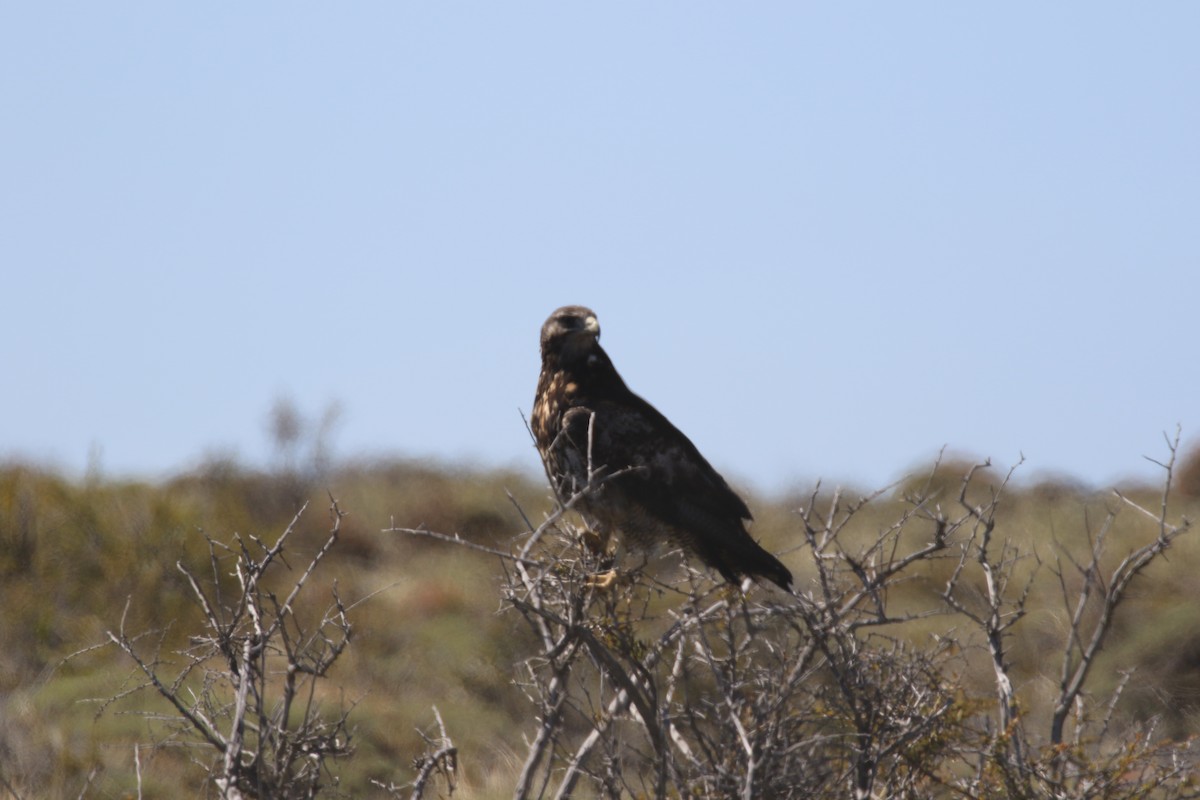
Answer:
540, 305, 600, 366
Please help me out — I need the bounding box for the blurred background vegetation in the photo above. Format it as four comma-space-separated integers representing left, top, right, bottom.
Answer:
3, 408, 1200, 797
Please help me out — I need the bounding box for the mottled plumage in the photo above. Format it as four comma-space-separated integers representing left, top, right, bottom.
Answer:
531, 305, 793, 593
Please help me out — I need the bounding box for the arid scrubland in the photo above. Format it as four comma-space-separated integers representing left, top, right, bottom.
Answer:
2, 435, 1200, 797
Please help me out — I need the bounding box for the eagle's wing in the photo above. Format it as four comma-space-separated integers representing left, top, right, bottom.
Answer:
562, 398, 748, 515
559, 395, 793, 590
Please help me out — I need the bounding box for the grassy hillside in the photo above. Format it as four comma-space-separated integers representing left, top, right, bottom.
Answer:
2, 447, 1199, 797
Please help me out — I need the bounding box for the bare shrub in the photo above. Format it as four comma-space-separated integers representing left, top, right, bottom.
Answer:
948, 434, 1197, 798
395, 432, 1197, 799
90, 430, 1196, 799
99, 499, 355, 798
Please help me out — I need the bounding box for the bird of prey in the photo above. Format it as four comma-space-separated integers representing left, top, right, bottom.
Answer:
531, 305, 793, 593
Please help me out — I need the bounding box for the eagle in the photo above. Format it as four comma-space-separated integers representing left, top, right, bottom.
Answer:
531, 305, 793, 593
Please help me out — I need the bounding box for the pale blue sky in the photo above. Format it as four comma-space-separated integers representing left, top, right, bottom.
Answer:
2, 4, 1197, 493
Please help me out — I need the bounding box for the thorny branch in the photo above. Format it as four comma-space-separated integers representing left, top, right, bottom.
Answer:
102, 499, 355, 798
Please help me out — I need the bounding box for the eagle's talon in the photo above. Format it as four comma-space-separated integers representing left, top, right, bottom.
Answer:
586, 569, 619, 590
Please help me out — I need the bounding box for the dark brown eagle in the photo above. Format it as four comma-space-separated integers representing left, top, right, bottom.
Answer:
531, 305, 793, 593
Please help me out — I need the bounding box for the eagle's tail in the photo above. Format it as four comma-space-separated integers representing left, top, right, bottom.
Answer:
749, 547, 795, 594
715, 538, 794, 594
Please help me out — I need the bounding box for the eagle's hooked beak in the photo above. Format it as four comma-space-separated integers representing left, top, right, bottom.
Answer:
583, 315, 599, 337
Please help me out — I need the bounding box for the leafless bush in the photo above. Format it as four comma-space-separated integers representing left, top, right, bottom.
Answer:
397, 432, 1197, 799
100, 499, 355, 799
95, 430, 1195, 799
944, 434, 1198, 798
472, 468, 967, 799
